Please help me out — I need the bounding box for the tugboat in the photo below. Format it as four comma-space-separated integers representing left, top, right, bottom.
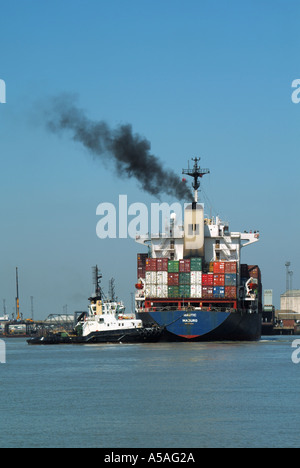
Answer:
28, 266, 161, 345
74, 266, 161, 343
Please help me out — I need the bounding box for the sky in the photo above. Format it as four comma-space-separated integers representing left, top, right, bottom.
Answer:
0, 0, 299, 318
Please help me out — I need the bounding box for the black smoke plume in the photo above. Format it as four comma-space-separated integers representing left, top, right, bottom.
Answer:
44, 94, 193, 200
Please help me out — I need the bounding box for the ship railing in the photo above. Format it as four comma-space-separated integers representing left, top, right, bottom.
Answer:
139, 306, 237, 313
150, 231, 184, 239
136, 230, 184, 241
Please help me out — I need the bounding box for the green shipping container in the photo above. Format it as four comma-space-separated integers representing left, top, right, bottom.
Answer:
190, 258, 202, 271
179, 272, 191, 284
168, 261, 179, 273
179, 285, 191, 298
168, 286, 180, 298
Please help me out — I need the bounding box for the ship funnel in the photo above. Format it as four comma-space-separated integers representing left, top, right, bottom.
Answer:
183, 203, 205, 258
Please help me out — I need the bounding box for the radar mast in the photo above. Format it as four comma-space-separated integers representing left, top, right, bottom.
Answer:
182, 158, 210, 203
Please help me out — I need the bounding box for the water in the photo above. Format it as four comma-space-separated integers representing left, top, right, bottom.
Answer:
0, 336, 299, 448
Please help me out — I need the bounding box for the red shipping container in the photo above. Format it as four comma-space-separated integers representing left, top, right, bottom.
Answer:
202, 286, 214, 299
240, 264, 261, 282
168, 273, 179, 286
157, 258, 169, 271
146, 258, 157, 271
225, 286, 237, 299
248, 265, 261, 281
225, 262, 237, 274
214, 274, 225, 286
214, 262, 225, 274
202, 273, 214, 286
179, 259, 191, 273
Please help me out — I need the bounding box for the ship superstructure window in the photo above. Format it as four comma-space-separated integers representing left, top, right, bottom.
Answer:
188, 224, 200, 235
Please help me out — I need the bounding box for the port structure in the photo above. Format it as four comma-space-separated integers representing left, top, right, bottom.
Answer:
16, 267, 20, 321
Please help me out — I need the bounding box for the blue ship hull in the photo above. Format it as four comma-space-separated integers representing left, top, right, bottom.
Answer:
137, 309, 262, 341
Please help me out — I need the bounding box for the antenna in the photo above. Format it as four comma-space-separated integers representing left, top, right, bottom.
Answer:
92, 266, 102, 298
182, 157, 210, 203
109, 278, 116, 302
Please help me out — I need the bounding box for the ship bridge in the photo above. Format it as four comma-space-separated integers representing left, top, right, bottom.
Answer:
204, 216, 260, 263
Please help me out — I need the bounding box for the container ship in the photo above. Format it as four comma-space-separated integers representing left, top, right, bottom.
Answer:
135, 158, 262, 341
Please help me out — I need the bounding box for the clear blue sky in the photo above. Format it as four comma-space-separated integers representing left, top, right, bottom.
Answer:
0, 0, 299, 318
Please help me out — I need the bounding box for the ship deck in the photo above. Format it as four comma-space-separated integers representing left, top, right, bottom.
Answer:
144, 298, 238, 311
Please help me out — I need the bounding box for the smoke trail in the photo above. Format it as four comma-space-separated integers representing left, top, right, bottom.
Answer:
44, 94, 193, 200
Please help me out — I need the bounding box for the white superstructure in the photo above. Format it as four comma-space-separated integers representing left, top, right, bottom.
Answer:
78, 298, 142, 337
136, 209, 259, 265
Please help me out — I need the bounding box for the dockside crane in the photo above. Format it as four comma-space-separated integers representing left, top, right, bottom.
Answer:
16, 267, 20, 321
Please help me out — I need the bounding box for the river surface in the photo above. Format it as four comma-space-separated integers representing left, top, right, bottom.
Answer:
0, 336, 299, 448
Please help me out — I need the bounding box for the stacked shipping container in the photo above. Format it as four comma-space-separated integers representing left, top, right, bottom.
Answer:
139, 255, 239, 301
137, 253, 148, 280
213, 264, 225, 298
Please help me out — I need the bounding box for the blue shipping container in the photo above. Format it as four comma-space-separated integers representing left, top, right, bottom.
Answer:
225, 274, 237, 286
213, 286, 225, 298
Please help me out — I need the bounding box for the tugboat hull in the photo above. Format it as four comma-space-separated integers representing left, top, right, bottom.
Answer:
27, 327, 162, 345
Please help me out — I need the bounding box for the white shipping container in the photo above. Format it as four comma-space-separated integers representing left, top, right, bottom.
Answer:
157, 271, 168, 284
146, 272, 157, 284
190, 271, 202, 285
145, 285, 157, 297
156, 285, 169, 298
190, 284, 202, 298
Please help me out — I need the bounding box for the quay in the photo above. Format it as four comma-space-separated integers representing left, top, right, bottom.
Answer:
0, 313, 83, 338
262, 309, 300, 336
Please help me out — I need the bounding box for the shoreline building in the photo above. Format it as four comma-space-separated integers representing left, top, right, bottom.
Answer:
280, 290, 300, 313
